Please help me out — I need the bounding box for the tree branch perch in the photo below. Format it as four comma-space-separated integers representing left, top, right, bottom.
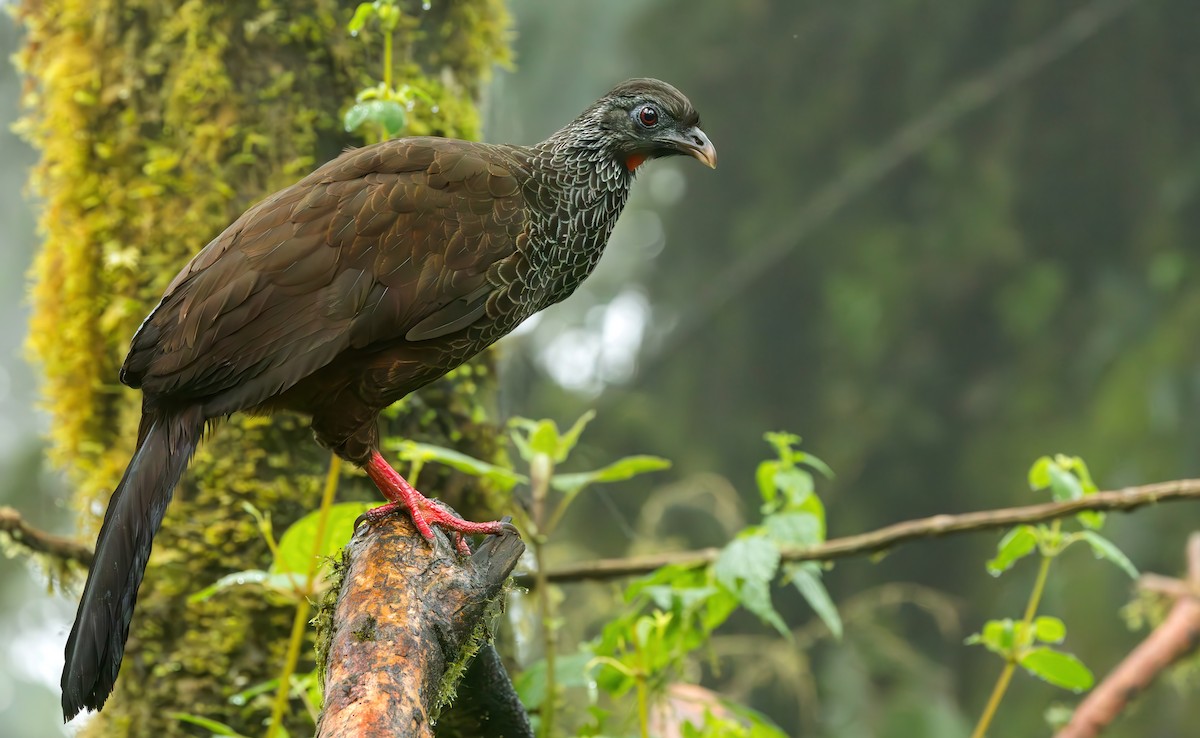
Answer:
525, 478, 1200, 587
316, 514, 529, 738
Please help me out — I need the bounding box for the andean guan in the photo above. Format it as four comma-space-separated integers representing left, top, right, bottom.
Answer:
61, 77, 715, 720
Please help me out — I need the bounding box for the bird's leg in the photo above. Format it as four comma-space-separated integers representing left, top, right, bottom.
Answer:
362, 450, 506, 554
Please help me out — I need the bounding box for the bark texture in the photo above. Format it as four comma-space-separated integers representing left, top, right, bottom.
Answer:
317, 516, 527, 738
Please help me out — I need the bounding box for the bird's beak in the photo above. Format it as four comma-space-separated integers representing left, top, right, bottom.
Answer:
660, 126, 717, 169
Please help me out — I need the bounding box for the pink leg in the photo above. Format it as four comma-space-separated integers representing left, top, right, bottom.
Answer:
362, 450, 506, 554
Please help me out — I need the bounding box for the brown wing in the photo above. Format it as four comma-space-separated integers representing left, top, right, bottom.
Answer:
121, 137, 529, 414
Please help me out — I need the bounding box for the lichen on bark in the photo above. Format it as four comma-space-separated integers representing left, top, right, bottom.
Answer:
15, 1, 511, 734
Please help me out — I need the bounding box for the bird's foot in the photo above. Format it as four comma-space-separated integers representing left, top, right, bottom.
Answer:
362, 450, 508, 555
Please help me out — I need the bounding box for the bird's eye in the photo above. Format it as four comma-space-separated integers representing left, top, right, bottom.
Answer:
637, 105, 659, 127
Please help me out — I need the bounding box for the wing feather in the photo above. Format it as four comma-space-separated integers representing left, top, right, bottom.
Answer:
122, 138, 530, 413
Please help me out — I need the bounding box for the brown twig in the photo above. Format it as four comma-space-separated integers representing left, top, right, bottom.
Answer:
0, 506, 93, 567
1056, 533, 1200, 738
523, 478, 1200, 587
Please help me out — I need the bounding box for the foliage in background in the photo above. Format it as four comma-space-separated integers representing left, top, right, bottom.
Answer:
496, 1, 1200, 734
968, 454, 1137, 737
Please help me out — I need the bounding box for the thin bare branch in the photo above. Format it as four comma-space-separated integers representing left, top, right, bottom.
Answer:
0, 506, 93, 567
525, 478, 1200, 587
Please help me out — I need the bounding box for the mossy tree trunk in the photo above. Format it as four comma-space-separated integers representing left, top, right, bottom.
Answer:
15, 1, 510, 735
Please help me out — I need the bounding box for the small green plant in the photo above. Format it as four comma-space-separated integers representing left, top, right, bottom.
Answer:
575, 432, 837, 737
343, 1, 435, 144
967, 454, 1138, 738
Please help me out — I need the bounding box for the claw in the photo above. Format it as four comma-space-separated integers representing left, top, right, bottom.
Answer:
362, 450, 507, 554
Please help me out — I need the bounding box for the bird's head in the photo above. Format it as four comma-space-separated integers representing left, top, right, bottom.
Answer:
568, 78, 717, 173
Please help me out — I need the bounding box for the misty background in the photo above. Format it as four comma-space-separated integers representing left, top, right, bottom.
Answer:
5, 1, 1200, 735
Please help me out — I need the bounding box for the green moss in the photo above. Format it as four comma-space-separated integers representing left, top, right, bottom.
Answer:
352, 614, 379, 642
16, 0, 512, 734
432, 579, 511, 721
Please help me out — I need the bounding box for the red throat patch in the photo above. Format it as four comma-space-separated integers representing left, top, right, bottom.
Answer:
624, 153, 648, 172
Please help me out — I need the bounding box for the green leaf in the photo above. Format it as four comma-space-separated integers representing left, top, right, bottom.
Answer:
1019, 648, 1094, 692
347, 2, 376, 33
1033, 616, 1066, 644
393, 441, 527, 491
798, 451, 834, 480
764, 511, 822, 547
1078, 531, 1138, 579
987, 525, 1039, 576
171, 713, 253, 738
1046, 463, 1085, 502
773, 467, 815, 508
528, 419, 560, 457
786, 562, 843, 639
714, 533, 788, 637
755, 460, 781, 510
1028, 456, 1053, 490
551, 455, 671, 496
554, 410, 595, 462
1076, 510, 1106, 530
343, 99, 407, 137
273, 502, 374, 576
966, 619, 1015, 656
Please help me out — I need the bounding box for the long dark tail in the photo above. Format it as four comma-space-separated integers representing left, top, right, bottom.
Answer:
61, 406, 204, 721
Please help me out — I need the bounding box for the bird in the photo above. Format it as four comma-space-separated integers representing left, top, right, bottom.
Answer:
61, 77, 716, 720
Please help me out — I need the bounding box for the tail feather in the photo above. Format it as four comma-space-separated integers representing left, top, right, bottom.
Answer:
61, 406, 204, 721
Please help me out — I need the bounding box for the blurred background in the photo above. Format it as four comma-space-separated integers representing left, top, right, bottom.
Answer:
4, 0, 1200, 735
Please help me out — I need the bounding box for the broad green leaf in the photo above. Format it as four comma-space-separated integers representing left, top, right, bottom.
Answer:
773, 467, 814, 509
346, 2, 376, 33
756, 460, 781, 510
507, 417, 536, 460
966, 619, 1015, 655
1019, 648, 1094, 692
343, 99, 406, 137
1078, 531, 1138, 579
1076, 510, 1106, 530
551, 455, 671, 497
987, 525, 1039, 576
171, 713, 253, 738
1028, 456, 1053, 490
393, 441, 527, 491
639, 584, 720, 613
714, 534, 787, 637
343, 101, 372, 132
554, 410, 595, 462
1033, 616, 1066, 644
273, 502, 374, 576
1069, 456, 1099, 493
1046, 463, 1084, 502
786, 562, 843, 639
527, 419, 560, 457
764, 511, 822, 547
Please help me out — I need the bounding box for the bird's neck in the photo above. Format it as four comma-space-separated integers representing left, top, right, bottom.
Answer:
519, 127, 634, 306
535, 122, 632, 189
